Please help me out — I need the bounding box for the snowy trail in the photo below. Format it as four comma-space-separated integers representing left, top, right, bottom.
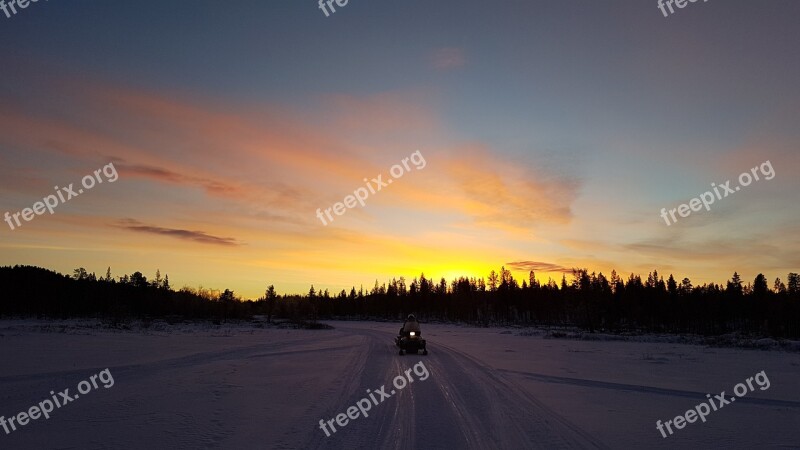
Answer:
429, 338, 609, 449
310, 325, 608, 450
498, 369, 800, 409
1, 320, 797, 449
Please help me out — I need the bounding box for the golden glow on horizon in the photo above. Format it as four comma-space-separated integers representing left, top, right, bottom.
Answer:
0, 70, 797, 300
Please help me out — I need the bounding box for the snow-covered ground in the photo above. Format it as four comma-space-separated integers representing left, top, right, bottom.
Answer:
0, 319, 797, 449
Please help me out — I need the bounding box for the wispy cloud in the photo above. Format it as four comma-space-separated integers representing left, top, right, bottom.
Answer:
505, 261, 573, 274
119, 163, 249, 198
443, 146, 579, 232
429, 47, 466, 70
115, 219, 242, 246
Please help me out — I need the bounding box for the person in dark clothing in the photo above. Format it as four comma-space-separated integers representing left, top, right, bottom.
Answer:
396, 314, 426, 355
399, 314, 421, 336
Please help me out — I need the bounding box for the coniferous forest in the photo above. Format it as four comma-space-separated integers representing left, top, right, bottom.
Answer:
1, 265, 798, 337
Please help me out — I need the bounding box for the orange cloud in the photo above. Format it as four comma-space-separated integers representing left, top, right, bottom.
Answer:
506, 261, 573, 274
441, 146, 578, 231
0, 68, 587, 296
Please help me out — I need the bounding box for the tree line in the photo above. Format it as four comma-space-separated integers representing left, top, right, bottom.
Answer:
291, 268, 800, 338
1, 265, 798, 337
0, 266, 253, 321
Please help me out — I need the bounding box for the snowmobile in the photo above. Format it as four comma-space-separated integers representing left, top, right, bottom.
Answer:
396, 330, 428, 355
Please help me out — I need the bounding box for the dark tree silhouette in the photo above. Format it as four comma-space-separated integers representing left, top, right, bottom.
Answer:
1, 265, 798, 338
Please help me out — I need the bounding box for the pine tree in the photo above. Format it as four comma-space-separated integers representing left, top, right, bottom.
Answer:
667, 274, 677, 295
679, 277, 693, 295
73, 267, 88, 280
787, 273, 800, 295
753, 274, 768, 297
774, 277, 786, 294
727, 272, 743, 296
265, 285, 277, 323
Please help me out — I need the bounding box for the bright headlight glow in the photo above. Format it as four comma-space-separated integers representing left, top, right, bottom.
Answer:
410, 332, 416, 336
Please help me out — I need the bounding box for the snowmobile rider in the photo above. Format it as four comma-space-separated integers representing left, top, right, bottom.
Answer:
400, 314, 421, 337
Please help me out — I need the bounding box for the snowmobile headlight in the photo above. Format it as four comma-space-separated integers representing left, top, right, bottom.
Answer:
410, 331, 416, 336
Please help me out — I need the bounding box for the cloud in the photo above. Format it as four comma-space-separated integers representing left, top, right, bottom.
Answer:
119, 163, 250, 198
429, 47, 466, 70
505, 261, 574, 274
442, 146, 579, 231
115, 219, 242, 246
0, 67, 580, 252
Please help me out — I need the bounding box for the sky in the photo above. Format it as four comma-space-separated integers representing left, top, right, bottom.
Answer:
0, 0, 798, 298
